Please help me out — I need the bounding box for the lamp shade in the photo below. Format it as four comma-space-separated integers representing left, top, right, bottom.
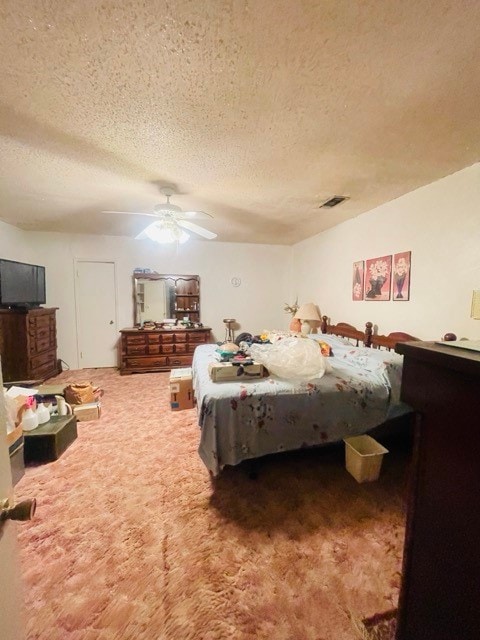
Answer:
294, 303, 321, 321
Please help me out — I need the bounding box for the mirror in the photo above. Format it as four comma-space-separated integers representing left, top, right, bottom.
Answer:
134, 273, 200, 326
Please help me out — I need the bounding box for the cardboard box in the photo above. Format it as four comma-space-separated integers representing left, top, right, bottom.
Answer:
36, 383, 67, 397
170, 368, 194, 410
72, 402, 102, 422
208, 361, 265, 382
6, 424, 23, 449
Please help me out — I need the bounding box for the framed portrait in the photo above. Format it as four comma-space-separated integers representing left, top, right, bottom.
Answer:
352, 260, 364, 301
392, 251, 411, 301
364, 255, 392, 301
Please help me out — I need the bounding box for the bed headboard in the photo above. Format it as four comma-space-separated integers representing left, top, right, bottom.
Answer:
370, 331, 419, 351
321, 315, 422, 350
321, 316, 373, 347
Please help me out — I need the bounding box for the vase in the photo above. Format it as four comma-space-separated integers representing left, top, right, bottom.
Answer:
395, 274, 406, 299
301, 320, 311, 335
366, 276, 386, 298
289, 317, 301, 332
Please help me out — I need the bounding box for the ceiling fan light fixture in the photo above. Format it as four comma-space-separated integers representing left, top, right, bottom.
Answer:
143, 221, 190, 244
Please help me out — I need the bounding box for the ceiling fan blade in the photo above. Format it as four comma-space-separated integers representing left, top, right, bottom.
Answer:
181, 210, 213, 219
178, 220, 217, 240
134, 227, 151, 240
103, 210, 159, 218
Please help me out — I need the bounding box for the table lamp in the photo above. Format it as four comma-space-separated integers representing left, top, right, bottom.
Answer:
294, 303, 321, 335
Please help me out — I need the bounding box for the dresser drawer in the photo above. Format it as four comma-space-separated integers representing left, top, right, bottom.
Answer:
174, 343, 187, 354
124, 356, 168, 369
30, 335, 52, 354
29, 325, 51, 339
126, 344, 147, 355
167, 355, 192, 367
31, 348, 56, 370
28, 315, 52, 331
147, 344, 160, 355
160, 344, 175, 355
161, 334, 174, 344
147, 333, 161, 344
187, 343, 199, 354
125, 334, 147, 345
188, 333, 208, 343
30, 360, 58, 380
149, 344, 174, 355
173, 332, 187, 343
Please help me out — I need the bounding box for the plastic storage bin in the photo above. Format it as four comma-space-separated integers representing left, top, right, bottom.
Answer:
343, 435, 389, 483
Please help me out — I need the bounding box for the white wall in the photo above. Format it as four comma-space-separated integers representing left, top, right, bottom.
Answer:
17, 233, 291, 368
2, 162, 479, 370
0, 220, 37, 262
292, 163, 480, 341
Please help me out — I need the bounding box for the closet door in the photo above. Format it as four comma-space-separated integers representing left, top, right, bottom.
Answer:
75, 261, 118, 368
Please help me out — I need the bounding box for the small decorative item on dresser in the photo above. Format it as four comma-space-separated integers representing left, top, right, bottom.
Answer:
284, 299, 301, 332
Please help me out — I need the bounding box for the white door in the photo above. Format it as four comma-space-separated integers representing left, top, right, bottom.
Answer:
0, 365, 25, 640
75, 261, 118, 368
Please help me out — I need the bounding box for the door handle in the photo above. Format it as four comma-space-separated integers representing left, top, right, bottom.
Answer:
0, 498, 37, 522
110, 320, 114, 325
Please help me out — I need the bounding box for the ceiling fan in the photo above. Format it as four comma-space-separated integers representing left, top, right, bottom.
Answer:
103, 187, 217, 244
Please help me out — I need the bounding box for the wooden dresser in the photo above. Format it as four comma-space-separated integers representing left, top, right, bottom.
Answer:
395, 341, 480, 640
119, 327, 211, 374
0, 307, 59, 382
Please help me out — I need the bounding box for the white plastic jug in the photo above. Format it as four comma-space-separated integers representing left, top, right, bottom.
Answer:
35, 402, 50, 425
21, 407, 39, 432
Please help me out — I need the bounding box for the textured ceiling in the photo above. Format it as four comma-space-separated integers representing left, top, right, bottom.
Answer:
0, 1, 479, 244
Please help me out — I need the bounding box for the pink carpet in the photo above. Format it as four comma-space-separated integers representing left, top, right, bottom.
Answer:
15, 368, 406, 639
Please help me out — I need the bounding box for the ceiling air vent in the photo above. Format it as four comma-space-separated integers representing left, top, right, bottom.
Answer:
319, 195, 349, 209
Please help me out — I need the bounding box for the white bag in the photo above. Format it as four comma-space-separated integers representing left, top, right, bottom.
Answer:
249, 337, 329, 381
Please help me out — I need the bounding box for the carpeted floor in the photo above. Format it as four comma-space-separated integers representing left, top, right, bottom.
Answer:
15, 368, 407, 640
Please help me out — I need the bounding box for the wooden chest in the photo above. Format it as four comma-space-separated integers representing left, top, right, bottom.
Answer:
0, 307, 59, 382
119, 327, 211, 374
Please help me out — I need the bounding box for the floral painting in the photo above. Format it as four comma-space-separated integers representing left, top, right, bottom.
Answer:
364, 255, 392, 301
352, 261, 364, 301
392, 251, 411, 301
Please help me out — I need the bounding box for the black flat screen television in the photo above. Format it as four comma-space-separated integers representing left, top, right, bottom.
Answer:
0, 259, 46, 308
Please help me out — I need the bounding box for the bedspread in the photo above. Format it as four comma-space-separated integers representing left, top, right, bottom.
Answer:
193, 335, 408, 475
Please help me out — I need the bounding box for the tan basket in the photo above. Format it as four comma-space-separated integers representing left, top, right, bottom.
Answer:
344, 435, 389, 483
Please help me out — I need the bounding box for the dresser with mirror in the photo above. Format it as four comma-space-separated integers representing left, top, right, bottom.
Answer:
119, 273, 211, 375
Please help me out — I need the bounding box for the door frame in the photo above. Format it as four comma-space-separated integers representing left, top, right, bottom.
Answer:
0, 361, 24, 640
73, 259, 119, 369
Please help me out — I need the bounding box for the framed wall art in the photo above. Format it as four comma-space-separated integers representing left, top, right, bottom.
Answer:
392, 251, 411, 301
364, 255, 392, 301
352, 260, 364, 301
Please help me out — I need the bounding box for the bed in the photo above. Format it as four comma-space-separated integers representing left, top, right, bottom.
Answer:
193, 321, 418, 475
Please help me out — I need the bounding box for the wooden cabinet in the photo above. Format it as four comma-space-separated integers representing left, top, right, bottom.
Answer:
395, 341, 480, 640
119, 327, 211, 374
0, 307, 60, 382
173, 277, 200, 324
